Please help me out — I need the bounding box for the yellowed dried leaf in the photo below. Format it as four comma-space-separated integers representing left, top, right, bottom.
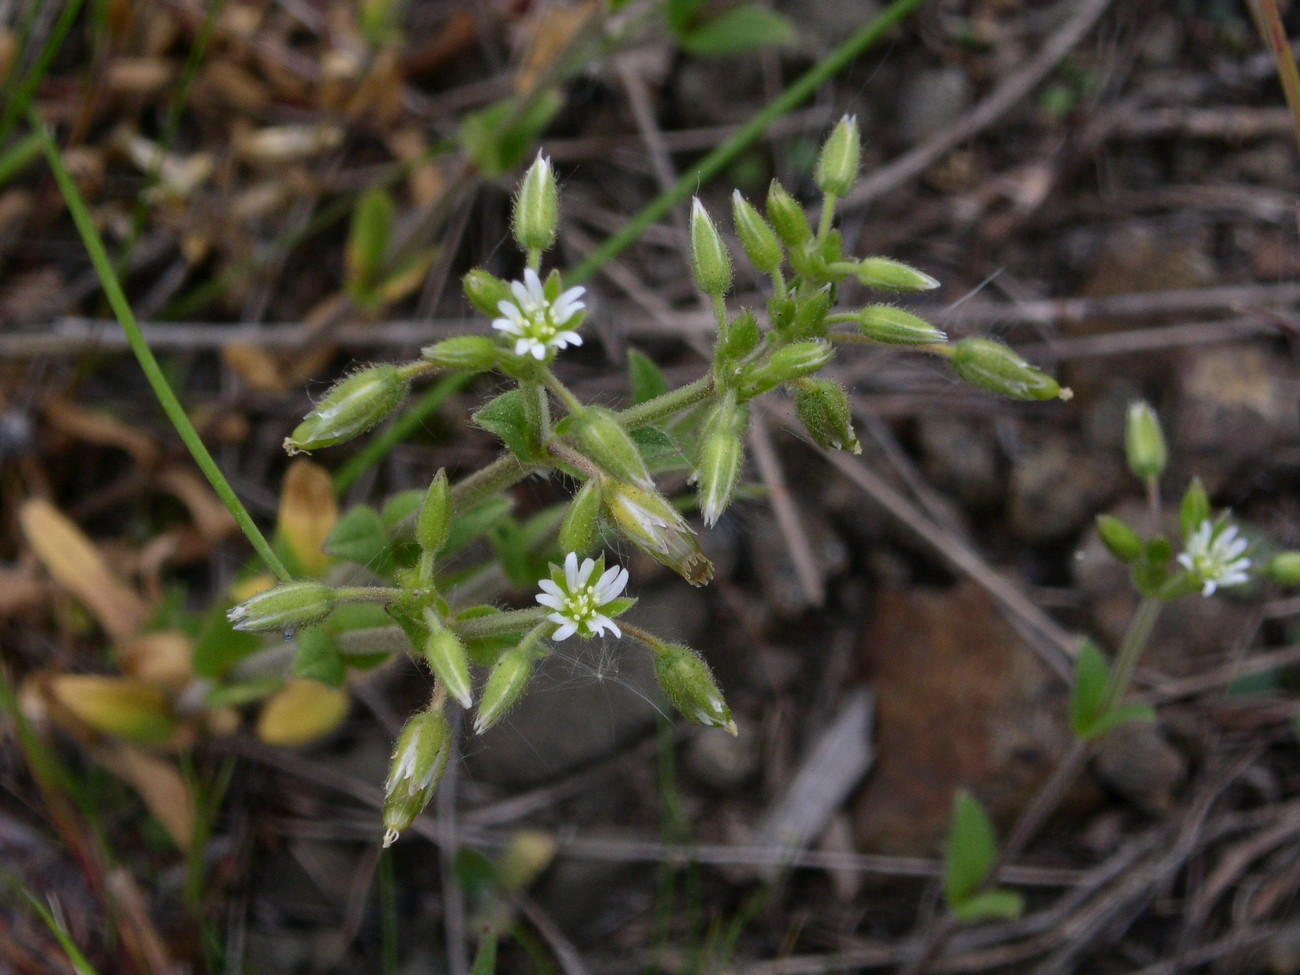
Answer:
256, 680, 350, 746
156, 466, 237, 543
198, 60, 270, 112
515, 1, 599, 93
119, 631, 193, 692
47, 675, 175, 745
222, 341, 288, 393
99, 747, 195, 852
20, 498, 148, 640
278, 460, 337, 577
235, 124, 343, 164
107, 57, 175, 94
43, 399, 160, 468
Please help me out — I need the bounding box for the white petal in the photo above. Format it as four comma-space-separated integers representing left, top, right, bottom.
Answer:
551, 621, 577, 641
492, 318, 522, 335
531, 343, 547, 360
515, 338, 532, 356
563, 552, 580, 588
1176, 552, 1195, 572
523, 268, 544, 298
594, 566, 628, 602
554, 331, 582, 348
1201, 580, 1216, 597
538, 578, 564, 598
575, 557, 597, 589
535, 593, 566, 611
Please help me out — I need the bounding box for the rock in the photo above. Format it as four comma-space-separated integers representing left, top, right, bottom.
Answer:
747, 499, 849, 619
853, 581, 1072, 855
898, 67, 972, 145
1092, 722, 1187, 814
915, 414, 1002, 511
1008, 435, 1121, 545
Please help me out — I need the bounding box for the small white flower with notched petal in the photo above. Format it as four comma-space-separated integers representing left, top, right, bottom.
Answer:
535, 552, 630, 641
1177, 519, 1252, 597
491, 268, 585, 361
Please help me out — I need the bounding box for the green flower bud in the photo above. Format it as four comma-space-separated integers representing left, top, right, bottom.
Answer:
1096, 514, 1143, 563
421, 335, 499, 372
416, 469, 452, 557
559, 478, 603, 554
513, 152, 559, 253
718, 309, 761, 364
794, 378, 860, 453
1179, 478, 1211, 542
605, 482, 713, 587
653, 643, 735, 733
1265, 551, 1300, 585
857, 305, 947, 345
815, 114, 860, 197
475, 644, 534, 734
690, 197, 732, 297
463, 269, 512, 316
787, 285, 833, 340
948, 339, 1065, 401
846, 257, 940, 292
574, 407, 654, 490
424, 623, 473, 709
227, 581, 336, 632
383, 708, 450, 846
731, 190, 783, 273
743, 340, 833, 396
284, 364, 410, 454
695, 398, 747, 527
766, 179, 813, 248
1125, 401, 1167, 481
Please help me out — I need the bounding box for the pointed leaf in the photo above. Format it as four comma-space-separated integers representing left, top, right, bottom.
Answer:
292, 628, 347, 686
473, 389, 540, 461
944, 790, 998, 908
628, 348, 669, 405
325, 505, 390, 568
278, 459, 338, 577
952, 888, 1025, 925
1069, 640, 1110, 740
680, 5, 795, 56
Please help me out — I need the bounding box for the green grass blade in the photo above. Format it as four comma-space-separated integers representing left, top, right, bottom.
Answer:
0, 0, 87, 148
32, 113, 292, 582
565, 0, 926, 285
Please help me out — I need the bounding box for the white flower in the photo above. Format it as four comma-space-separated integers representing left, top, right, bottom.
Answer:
491, 268, 585, 361
535, 552, 629, 641
1177, 519, 1252, 597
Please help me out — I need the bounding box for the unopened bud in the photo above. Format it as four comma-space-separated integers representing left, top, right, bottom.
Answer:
423, 624, 472, 709
1179, 479, 1211, 542
383, 708, 450, 846
794, 378, 860, 453
949, 339, 1064, 401
654, 644, 735, 733
1266, 551, 1300, 585
1125, 401, 1167, 481
574, 408, 653, 490
227, 581, 336, 632
416, 469, 452, 557
718, 309, 761, 363
766, 179, 813, 248
1096, 514, 1143, 563
559, 478, 603, 554
690, 197, 732, 297
284, 365, 409, 454
815, 114, 860, 197
462, 269, 512, 316
605, 482, 713, 586
788, 285, 833, 339
857, 305, 947, 345
513, 152, 559, 252
848, 257, 940, 292
421, 335, 499, 372
743, 340, 833, 396
475, 644, 534, 734
695, 399, 747, 526
731, 190, 783, 273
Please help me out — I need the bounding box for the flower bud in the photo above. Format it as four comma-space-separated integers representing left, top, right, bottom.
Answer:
948, 339, 1064, 401
690, 197, 732, 297
653, 644, 735, 733
513, 152, 559, 253
227, 581, 336, 632
815, 114, 860, 197
284, 365, 410, 454
1179, 478, 1211, 542
382, 708, 450, 846
605, 482, 713, 586
475, 644, 533, 734
695, 399, 747, 527
1266, 551, 1300, 585
424, 625, 473, 709
787, 285, 833, 339
421, 335, 499, 372
794, 378, 860, 453
743, 340, 833, 396
1096, 514, 1143, 563
573, 408, 653, 490
559, 478, 603, 554
731, 190, 783, 273
848, 257, 940, 292
463, 269, 512, 316
1125, 401, 1166, 481
857, 305, 947, 345
718, 309, 761, 363
414, 469, 452, 557
766, 179, 813, 248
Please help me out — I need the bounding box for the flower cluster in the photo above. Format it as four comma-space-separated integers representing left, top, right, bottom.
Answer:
1178, 520, 1251, 597
492, 268, 586, 361
535, 552, 629, 641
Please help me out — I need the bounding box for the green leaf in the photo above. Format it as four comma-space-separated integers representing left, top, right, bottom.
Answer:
474, 389, 541, 462
666, 0, 703, 36
444, 495, 516, 560
346, 187, 395, 300
680, 4, 795, 56
381, 488, 424, 528
952, 888, 1025, 925
292, 628, 347, 686
628, 348, 670, 405
191, 601, 262, 678
204, 676, 282, 708
458, 90, 564, 178
631, 424, 688, 470
1179, 478, 1210, 541
469, 930, 499, 975
1087, 702, 1156, 739
944, 790, 998, 908
1069, 640, 1109, 740
489, 518, 537, 590
325, 505, 390, 567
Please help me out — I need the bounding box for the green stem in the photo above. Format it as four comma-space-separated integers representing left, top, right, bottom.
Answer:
620, 621, 669, 655
449, 453, 538, 511
1256, 0, 1300, 155
564, 0, 925, 285
547, 439, 603, 479
33, 115, 292, 583
817, 192, 838, 242
455, 607, 547, 640
543, 371, 586, 416
334, 586, 403, 603
617, 374, 714, 430
0, 0, 86, 149
1101, 596, 1163, 714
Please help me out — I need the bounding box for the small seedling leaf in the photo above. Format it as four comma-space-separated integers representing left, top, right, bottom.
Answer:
346, 186, 395, 299
944, 790, 998, 908
952, 888, 1025, 925
680, 5, 795, 57
1069, 640, 1109, 740
628, 348, 670, 405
